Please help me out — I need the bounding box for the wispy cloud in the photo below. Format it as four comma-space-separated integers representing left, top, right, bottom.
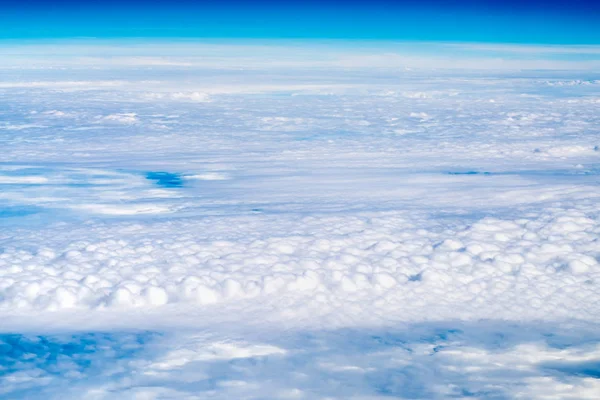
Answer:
1, 40, 600, 71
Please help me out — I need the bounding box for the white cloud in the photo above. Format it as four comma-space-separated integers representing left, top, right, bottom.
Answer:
1, 40, 599, 71
1, 40, 600, 398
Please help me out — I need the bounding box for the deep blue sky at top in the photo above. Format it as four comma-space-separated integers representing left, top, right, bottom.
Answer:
1, 0, 599, 44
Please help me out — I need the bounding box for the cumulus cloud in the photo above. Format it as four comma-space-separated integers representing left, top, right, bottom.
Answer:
97, 113, 139, 124
143, 91, 211, 102
2, 41, 600, 398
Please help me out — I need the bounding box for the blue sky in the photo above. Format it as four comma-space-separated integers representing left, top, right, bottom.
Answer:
0, 0, 599, 44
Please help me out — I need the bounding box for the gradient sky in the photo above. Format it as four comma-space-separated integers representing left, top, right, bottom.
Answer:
1, 0, 599, 44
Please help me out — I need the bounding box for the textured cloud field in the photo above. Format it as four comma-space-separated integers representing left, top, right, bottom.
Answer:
1, 41, 600, 399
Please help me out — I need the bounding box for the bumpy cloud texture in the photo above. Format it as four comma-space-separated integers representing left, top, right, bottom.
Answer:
1, 42, 600, 399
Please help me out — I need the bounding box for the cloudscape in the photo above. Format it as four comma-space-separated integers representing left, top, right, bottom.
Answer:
1, 0, 600, 398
